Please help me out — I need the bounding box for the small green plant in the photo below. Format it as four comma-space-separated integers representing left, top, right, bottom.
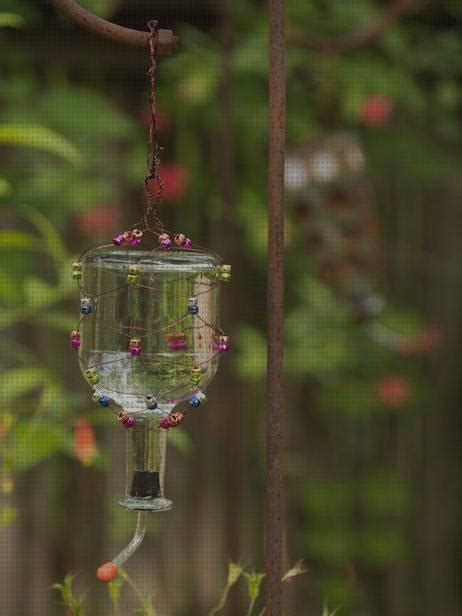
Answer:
52, 573, 86, 616
53, 560, 339, 615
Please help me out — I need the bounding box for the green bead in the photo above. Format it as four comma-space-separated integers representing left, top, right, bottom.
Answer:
127, 265, 140, 285
85, 369, 99, 385
72, 262, 82, 280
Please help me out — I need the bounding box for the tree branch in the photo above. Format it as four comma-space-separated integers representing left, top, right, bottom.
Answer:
308, 0, 418, 55
47, 0, 177, 54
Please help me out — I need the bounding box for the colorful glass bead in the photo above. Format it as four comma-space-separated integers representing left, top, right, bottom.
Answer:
174, 233, 192, 249
72, 262, 82, 280
144, 395, 157, 410
98, 395, 111, 407
127, 265, 140, 285
165, 333, 187, 352
189, 394, 200, 408
85, 368, 99, 386
129, 338, 141, 357
118, 411, 135, 428
113, 231, 129, 247
80, 298, 94, 315
187, 296, 199, 315
213, 335, 230, 353
70, 330, 80, 350
217, 264, 232, 282
128, 229, 143, 247
190, 367, 202, 386
159, 233, 172, 250
159, 417, 170, 430
167, 412, 184, 427
196, 390, 207, 403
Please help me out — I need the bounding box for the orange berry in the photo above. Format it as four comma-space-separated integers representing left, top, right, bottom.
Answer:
96, 562, 118, 583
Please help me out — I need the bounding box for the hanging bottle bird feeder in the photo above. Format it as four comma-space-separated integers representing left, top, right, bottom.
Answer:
70, 20, 230, 582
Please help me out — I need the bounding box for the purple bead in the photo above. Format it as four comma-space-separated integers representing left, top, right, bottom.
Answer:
160, 239, 172, 250
122, 415, 135, 428
130, 347, 141, 357
160, 418, 170, 429
218, 344, 229, 353
129, 238, 141, 247
71, 338, 80, 350
182, 237, 192, 249
113, 234, 125, 246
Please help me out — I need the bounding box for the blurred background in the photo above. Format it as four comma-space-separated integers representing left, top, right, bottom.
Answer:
1, 0, 462, 614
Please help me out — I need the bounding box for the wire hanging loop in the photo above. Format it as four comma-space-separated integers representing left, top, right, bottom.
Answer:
144, 19, 165, 232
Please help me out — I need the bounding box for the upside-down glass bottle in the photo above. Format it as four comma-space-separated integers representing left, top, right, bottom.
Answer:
78, 247, 221, 575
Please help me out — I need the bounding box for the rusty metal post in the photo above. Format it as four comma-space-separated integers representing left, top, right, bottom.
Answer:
266, 0, 285, 614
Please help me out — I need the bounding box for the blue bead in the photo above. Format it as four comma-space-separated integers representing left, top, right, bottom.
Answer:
81, 306, 92, 315
99, 396, 110, 407
188, 306, 199, 315
189, 395, 200, 408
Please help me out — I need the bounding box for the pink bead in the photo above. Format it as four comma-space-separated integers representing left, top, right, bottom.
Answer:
218, 344, 229, 353
71, 338, 80, 350
160, 239, 172, 250
122, 415, 135, 428
113, 234, 125, 246
130, 347, 141, 357
160, 418, 170, 429
183, 237, 192, 248
129, 238, 141, 247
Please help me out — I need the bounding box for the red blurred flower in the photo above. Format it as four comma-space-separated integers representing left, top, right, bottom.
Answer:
376, 375, 410, 407
160, 164, 188, 202
73, 419, 97, 466
360, 96, 392, 127
74, 204, 121, 235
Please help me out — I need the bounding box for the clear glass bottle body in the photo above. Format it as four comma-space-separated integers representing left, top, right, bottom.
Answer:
79, 248, 220, 411
78, 248, 220, 510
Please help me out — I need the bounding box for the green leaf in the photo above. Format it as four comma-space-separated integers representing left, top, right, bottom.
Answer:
20, 208, 68, 264
6, 422, 69, 470
0, 367, 45, 405
108, 576, 123, 607
243, 572, 265, 601
226, 562, 244, 587
24, 277, 59, 308
0, 230, 36, 250
0, 13, 25, 27
0, 267, 21, 304
0, 124, 81, 164
35, 311, 76, 332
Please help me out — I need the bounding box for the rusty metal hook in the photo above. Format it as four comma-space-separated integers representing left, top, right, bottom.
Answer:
47, 0, 177, 54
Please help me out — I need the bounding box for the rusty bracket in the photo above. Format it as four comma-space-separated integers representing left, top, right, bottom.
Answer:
47, 0, 177, 54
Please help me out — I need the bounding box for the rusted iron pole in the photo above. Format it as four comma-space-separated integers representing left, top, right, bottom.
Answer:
48, 0, 177, 54
266, 0, 285, 613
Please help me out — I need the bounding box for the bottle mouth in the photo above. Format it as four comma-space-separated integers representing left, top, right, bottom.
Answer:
119, 496, 173, 511
83, 247, 220, 273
